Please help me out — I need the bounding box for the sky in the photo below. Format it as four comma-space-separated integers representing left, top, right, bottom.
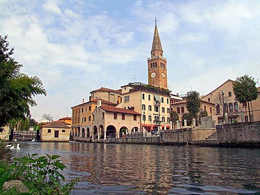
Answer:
1, 0, 260, 122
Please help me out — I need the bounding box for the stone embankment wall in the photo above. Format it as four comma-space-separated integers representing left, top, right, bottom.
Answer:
105, 137, 161, 144
161, 128, 216, 145
217, 122, 260, 146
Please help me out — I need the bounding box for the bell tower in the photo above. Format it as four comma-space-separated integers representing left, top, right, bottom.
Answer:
148, 18, 168, 89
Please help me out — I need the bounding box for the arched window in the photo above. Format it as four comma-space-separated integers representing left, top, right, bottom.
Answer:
234, 102, 238, 112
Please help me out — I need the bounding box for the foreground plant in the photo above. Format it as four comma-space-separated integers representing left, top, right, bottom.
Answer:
0, 153, 77, 195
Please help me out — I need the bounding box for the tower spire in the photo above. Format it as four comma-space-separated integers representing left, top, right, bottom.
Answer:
151, 18, 162, 53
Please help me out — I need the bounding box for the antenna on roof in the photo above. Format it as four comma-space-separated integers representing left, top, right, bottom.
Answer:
155, 17, 157, 26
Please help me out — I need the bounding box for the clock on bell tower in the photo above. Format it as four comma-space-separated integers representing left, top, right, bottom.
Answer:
148, 18, 168, 89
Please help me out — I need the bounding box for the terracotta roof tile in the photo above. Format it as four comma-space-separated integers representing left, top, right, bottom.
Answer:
100, 105, 141, 115
42, 121, 70, 129
59, 117, 71, 120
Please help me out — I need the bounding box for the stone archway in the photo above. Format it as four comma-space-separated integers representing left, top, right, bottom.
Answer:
81, 128, 85, 138
87, 127, 90, 138
93, 126, 98, 139
106, 125, 116, 138
131, 127, 138, 132
119, 126, 127, 138
99, 125, 104, 139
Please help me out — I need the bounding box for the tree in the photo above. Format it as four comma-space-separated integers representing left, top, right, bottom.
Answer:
42, 114, 54, 122
170, 111, 179, 128
215, 91, 230, 118
233, 75, 258, 122
182, 113, 193, 126
0, 35, 46, 127
186, 91, 201, 120
199, 110, 208, 124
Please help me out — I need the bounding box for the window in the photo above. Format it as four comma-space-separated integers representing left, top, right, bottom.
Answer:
162, 117, 165, 122
167, 98, 169, 104
148, 95, 151, 101
89, 106, 91, 111
142, 115, 146, 121
167, 117, 170, 123
82, 108, 84, 113
62, 130, 65, 132
204, 106, 206, 112
234, 102, 238, 112
102, 113, 104, 119
142, 93, 145, 100
148, 105, 152, 111
124, 96, 129, 102
224, 103, 228, 113
89, 116, 91, 121
133, 115, 137, 121
54, 130, 59, 138
228, 92, 232, 97
167, 108, 170, 113
48, 129, 51, 133
181, 107, 184, 113
208, 98, 210, 102
122, 114, 125, 120
84, 117, 86, 122
177, 107, 180, 114
114, 113, 117, 119
210, 107, 212, 114
229, 103, 233, 112
154, 106, 159, 112
149, 115, 152, 121
161, 97, 164, 103
162, 107, 165, 113
142, 104, 146, 110
93, 115, 94, 121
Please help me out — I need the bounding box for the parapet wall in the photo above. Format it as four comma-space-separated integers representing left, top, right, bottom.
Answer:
217, 122, 260, 146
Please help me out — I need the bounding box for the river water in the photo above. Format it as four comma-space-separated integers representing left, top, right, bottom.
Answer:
2, 142, 260, 194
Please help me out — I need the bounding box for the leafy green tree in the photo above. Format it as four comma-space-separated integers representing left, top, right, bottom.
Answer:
0, 35, 46, 127
182, 113, 193, 126
186, 91, 201, 120
233, 75, 258, 122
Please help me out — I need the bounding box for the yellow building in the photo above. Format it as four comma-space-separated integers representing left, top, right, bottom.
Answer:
0, 126, 9, 141
71, 97, 117, 140
170, 99, 215, 127
118, 82, 171, 132
41, 121, 71, 142
251, 87, 260, 122
92, 100, 141, 139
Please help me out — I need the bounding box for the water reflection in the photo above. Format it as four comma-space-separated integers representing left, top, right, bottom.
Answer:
3, 142, 260, 194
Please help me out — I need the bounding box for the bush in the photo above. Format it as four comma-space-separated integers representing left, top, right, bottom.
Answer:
0, 153, 77, 195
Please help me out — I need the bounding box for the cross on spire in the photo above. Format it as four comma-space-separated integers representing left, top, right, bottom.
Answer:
154, 17, 157, 26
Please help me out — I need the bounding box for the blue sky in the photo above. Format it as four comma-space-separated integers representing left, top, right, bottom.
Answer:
1, 0, 260, 121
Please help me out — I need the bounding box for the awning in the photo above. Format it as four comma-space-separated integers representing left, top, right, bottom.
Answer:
154, 94, 160, 102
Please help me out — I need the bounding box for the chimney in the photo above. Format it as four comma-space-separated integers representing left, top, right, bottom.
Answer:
97, 99, 101, 107
83, 99, 84, 103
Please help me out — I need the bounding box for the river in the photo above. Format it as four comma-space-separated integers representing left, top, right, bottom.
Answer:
2, 142, 260, 194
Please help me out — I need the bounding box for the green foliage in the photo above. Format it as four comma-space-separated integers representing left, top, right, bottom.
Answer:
186, 91, 201, 119
0, 154, 77, 195
233, 75, 258, 122
233, 75, 258, 103
0, 35, 46, 127
182, 113, 193, 126
170, 111, 179, 124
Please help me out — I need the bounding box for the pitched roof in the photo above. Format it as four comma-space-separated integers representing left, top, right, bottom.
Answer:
90, 87, 122, 94
151, 23, 163, 52
202, 79, 234, 98
71, 98, 117, 108
42, 121, 70, 129
100, 105, 141, 115
59, 117, 71, 120
172, 99, 215, 105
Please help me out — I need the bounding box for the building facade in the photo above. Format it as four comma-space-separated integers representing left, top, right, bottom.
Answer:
92, 102, 141, 139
